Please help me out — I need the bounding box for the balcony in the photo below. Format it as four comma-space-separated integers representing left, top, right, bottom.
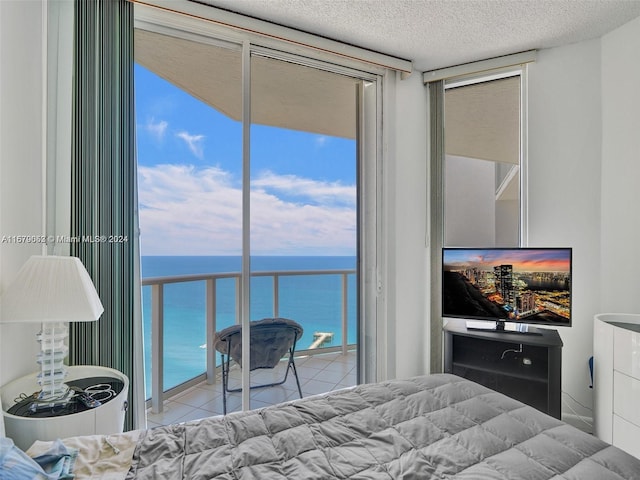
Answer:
142, 267, 357, 424
147, 350, 356, 427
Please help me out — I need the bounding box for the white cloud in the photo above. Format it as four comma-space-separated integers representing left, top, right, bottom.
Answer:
252, 171, 355, 207
138, 165, 356, 256
143, 118, 168, 141
176, 131, 205, 159
315, 135, 328, 147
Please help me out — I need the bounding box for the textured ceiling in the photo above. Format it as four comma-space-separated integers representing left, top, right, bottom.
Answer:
197, 0, 640, 71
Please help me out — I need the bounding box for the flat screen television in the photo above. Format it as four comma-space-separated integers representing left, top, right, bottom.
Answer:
442, 247, 572, 332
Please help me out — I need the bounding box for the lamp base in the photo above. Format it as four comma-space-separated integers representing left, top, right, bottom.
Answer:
28, 387, 75, 413
37, 381, 71, 401
36, 321, 71, 405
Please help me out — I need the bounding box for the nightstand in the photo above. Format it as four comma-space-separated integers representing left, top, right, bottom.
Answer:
0, 365, 129, 450
594, 313, 640, 459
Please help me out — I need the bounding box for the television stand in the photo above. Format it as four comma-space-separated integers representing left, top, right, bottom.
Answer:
444, 320, 563, 418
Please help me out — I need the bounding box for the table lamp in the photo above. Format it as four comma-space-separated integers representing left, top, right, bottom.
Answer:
0, 255, 104, 408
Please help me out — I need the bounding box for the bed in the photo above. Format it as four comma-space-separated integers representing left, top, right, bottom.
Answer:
12, 373, 640, 479
118, 374, 640, 479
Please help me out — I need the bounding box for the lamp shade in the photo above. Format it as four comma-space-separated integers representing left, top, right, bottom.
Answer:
0, 255, 104, 323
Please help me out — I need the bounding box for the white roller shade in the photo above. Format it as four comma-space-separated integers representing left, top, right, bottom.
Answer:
445, 76, 520, 165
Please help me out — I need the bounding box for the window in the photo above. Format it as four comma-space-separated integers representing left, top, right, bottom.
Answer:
427, 65, 529, 371
133, 6, 386, 413
443, 72, 523, 247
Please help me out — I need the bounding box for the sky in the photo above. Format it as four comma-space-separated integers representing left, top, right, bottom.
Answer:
135, 65, 357, 256
443, 248, 571, 272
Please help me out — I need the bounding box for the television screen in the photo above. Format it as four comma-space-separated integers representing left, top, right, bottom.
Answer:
442, 247, 572, 328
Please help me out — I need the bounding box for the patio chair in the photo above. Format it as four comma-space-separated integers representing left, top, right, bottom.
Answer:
213, 317, 304, 414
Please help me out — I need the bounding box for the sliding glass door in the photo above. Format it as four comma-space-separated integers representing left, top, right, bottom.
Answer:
246, 53, 359, 411
135, 29, 244, 411
135, 27, 374, 414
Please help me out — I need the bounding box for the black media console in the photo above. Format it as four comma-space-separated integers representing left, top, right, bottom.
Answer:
443, 320, 563, 419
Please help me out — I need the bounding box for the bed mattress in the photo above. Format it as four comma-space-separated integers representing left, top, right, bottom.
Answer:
126, 374, 640, 479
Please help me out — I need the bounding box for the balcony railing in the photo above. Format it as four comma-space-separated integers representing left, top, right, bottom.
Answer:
142, 268, 356, 413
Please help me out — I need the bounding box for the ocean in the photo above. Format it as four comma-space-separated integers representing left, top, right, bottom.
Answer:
142, 256, 357, 393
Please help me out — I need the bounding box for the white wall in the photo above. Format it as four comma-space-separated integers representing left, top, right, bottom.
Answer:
601, 16, 640, 314
528, 39, 603, 423
388, 71, 430, 378
526, 16, 640, 426
0, 1, 46, 390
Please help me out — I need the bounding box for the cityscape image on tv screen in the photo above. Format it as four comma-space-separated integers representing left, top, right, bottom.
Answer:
442, 248, 572, 326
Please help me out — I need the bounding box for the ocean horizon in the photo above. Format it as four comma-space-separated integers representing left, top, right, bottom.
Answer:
142, 255, 357, 394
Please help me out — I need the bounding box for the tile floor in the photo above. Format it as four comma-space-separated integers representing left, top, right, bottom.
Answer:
146, 350, 357, 428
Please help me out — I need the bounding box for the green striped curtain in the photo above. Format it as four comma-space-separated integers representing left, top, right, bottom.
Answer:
428, 80, 445, 373
69, 0, 142, 431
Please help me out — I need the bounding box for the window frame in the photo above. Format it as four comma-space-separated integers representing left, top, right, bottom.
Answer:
133, 4, 389, 409
428, 66, 529, 371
